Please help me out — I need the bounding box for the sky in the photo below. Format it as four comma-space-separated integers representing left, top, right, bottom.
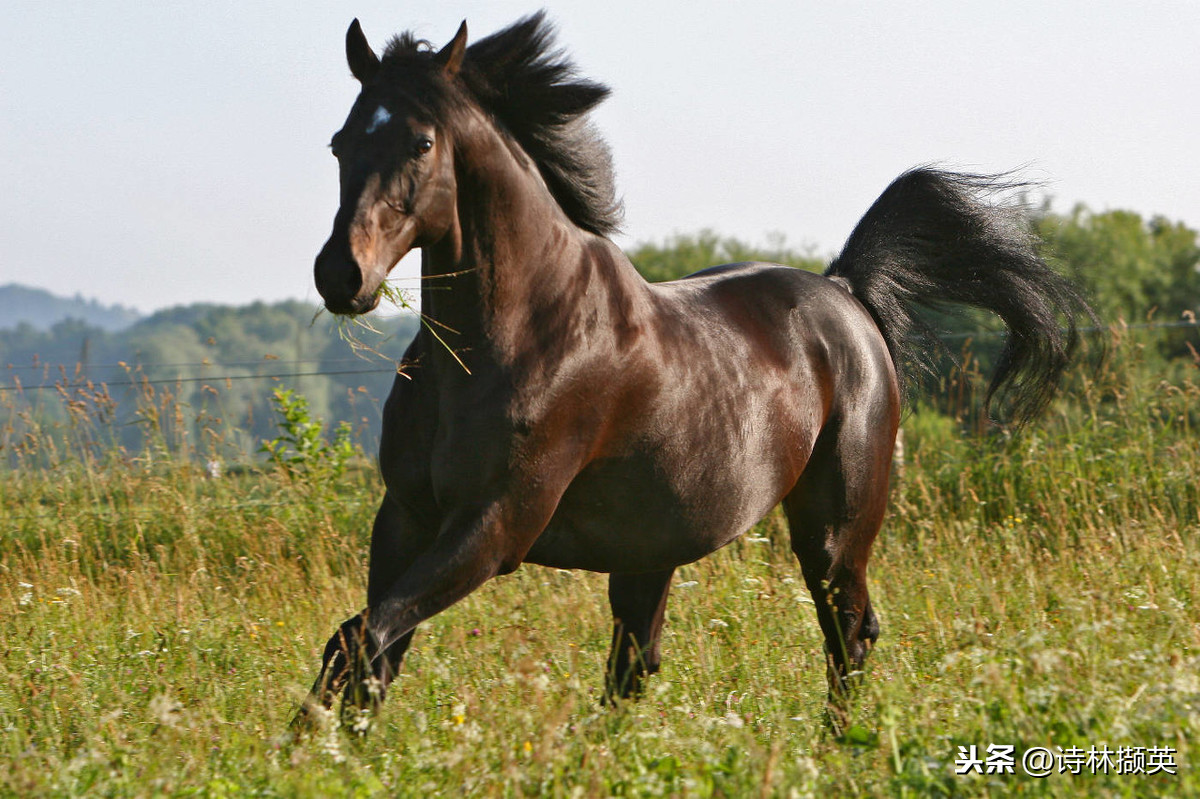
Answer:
2, 1, 1198, 315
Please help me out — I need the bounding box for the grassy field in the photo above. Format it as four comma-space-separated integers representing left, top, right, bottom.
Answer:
1, 330, 1198, 796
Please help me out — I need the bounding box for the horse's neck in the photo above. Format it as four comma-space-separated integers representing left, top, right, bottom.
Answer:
423, 121, 646, 368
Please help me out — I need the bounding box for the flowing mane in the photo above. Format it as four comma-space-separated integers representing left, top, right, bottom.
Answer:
380, 12, 623, 235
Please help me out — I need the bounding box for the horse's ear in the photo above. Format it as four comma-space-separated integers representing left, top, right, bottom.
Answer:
346, 19, 380, 83
434, 21, 468, 77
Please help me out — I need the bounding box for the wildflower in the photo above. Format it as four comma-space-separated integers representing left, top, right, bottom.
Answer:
350, 709, 372, 735
321, 728, 346, 764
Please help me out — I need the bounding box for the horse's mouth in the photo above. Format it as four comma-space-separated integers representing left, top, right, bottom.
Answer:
324, 291, 382, 317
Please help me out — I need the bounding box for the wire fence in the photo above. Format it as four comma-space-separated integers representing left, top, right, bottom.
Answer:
0, 365, 398, 394
1, 356, 390, 371
1, 317, 1195, 395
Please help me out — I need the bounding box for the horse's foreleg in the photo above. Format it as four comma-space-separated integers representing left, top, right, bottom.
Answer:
605, 569, 675, 702
335, 502, 534, 714
292, 494, 433, 732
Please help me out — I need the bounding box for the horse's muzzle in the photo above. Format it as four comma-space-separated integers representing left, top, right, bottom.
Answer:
314, 241, 381, 316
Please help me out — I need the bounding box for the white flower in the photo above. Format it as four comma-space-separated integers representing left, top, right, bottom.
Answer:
349, 709, 372, 735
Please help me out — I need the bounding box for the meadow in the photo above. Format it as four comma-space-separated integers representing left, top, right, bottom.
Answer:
1, 326, 1197, 797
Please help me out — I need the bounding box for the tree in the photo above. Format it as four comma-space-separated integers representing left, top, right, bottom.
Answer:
626, 230, 825, 283
1035, 206, 1200, 325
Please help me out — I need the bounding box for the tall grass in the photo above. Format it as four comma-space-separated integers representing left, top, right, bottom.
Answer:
1, 327, 1197, 796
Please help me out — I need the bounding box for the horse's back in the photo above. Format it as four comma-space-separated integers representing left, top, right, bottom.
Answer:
653, 262, 896, 392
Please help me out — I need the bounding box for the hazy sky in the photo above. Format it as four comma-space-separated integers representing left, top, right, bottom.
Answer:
2, 1, 1197, 314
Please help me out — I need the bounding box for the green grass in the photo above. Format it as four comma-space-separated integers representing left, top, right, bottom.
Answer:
1, 332, 1197, 796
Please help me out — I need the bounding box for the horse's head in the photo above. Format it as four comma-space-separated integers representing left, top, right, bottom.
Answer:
314, 20, 467, 315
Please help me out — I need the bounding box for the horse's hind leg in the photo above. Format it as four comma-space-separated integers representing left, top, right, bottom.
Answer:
292, 493, 433, 731
784, 414, 894, 701
605, 569, 675, 701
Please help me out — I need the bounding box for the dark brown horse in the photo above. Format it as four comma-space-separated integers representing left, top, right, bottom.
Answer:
298, 13, 1091, 728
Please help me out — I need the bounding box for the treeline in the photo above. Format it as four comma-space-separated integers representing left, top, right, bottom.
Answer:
629, 205, 1200, 329
1038, 206, 1200, 326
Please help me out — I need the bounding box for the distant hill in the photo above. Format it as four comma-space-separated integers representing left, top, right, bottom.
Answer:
0, 284, 142, 332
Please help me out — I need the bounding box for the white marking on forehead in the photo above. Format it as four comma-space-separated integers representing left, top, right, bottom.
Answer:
365, 105, 392, 135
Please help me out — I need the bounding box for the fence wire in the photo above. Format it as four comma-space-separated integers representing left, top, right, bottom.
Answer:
1, 319, 1194, 394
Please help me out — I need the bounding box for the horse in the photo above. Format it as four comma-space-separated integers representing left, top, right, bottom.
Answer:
297, 13, 1092, 729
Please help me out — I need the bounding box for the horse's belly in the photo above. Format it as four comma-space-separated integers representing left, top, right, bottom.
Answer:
523, 454, 785, 573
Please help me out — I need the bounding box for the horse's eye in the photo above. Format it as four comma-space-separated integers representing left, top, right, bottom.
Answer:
414, 136, 434, 156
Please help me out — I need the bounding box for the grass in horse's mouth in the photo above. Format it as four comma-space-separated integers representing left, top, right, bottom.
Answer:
315, 280, 471, 375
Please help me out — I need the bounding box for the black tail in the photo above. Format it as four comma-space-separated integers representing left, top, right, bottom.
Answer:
826, 167, 1096, 424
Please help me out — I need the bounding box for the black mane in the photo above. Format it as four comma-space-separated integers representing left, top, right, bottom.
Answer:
382, 13, 623, 236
